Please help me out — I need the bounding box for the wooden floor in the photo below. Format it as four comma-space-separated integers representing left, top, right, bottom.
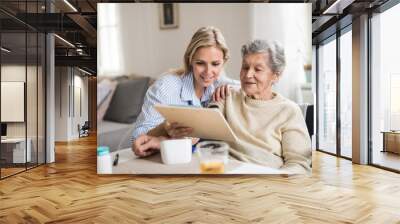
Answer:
1, 167, 26, 178
1, 135, 400, 223
1, 163, 45, 178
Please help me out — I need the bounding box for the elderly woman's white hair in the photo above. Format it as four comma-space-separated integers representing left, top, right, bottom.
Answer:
241, 39, 286, 76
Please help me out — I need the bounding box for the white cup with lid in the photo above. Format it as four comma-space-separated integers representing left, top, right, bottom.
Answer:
160, 138, 192, 164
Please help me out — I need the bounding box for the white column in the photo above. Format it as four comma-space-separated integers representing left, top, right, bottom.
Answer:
46, 33, 55, 163
352, 14, 369, 164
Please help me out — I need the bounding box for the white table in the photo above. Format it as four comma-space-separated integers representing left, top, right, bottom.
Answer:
1, 138, 31, 163
110, 148, 286, 174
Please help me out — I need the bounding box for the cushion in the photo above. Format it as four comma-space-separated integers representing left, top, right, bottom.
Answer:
97, 79, 116, 106
97, 79, 117, 121
126, 73, 156, 85
103, 78, 150, 123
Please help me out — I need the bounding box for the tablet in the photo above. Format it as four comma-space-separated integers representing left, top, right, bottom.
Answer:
154, 104, 238, 142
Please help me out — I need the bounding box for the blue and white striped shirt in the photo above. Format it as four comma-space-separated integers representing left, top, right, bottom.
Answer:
131, 72, 238, 142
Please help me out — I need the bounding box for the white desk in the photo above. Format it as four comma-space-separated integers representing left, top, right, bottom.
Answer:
1, 137, 31, 163
110, 148, 286, 175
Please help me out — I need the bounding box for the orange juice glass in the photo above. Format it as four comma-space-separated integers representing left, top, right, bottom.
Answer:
196, 141, 229, 174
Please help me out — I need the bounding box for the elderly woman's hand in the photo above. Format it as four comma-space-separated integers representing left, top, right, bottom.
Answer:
164, 121, 193, 139
212, 84, 230, 102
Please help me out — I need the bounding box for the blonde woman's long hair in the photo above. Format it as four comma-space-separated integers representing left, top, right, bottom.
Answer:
171, 26, 230, 76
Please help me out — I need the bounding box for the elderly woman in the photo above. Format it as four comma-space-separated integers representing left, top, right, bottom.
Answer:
134, 39, 311, 174
208, 39, 311, 174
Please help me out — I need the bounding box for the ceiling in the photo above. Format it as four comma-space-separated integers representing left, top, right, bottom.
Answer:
0, 0, 392, 75
1, 0, 98, 74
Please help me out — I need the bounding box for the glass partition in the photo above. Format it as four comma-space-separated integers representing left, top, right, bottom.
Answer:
0, 1, 46, 179
317, 36, 337, 155
1, 31, 28, 177
339, 28, 352, 158
370, 3, 400, 171
37, 32, 45, 165
27, 31, 38, 169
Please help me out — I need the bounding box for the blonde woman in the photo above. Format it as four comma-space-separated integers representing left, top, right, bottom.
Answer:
132, 26, 237, 157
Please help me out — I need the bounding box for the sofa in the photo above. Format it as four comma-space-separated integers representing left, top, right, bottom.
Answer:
299, 104, 314, 138
97, 75, 314, 152
97, 76, 152, 152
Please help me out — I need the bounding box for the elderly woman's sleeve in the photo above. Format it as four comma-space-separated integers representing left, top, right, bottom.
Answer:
280, 105, 312, 174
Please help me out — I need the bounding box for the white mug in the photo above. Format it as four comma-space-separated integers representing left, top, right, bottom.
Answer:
160, 139, 192, 165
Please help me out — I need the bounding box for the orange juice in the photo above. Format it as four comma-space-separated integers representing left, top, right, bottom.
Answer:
200, 161, 225, 174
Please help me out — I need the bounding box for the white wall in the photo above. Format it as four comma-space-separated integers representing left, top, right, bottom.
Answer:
1, 82, 25, 122
1, 64, 46, 164
55, 67, 89, 141
98, 3, 250, 79
1, 65, 35, 137
250, 3, 311, 103
1, 65, 26, 81
1, 66, 25, 126
98, 3, 311, 102
73, 74, 89, 137
55, 67, 69, 141
1, 66, 26, 140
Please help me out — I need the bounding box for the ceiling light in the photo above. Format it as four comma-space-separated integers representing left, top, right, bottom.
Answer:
54, 34, 75, 48
78, 67, 92, 76
322, 0, 354, 15
63, 0, 78, 12
76, 48, 85, 55
1, 47, 11, 53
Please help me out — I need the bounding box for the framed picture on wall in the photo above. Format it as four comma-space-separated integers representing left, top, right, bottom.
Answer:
159, 3, 179, 29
